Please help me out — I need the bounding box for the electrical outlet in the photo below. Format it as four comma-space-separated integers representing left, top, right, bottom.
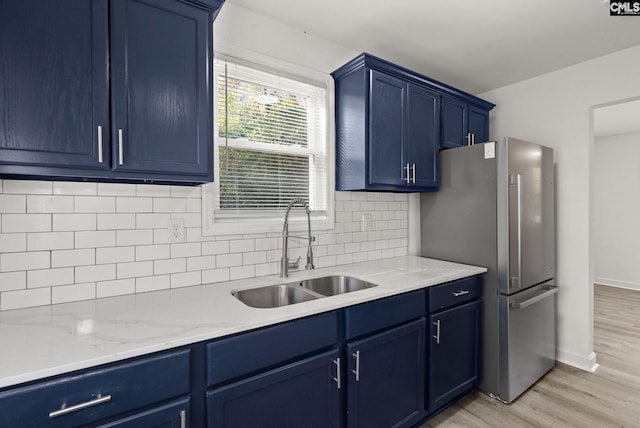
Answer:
361, 214, 373, 232
167, 218, 185, 243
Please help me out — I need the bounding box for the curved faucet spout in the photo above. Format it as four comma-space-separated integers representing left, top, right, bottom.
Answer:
281, 198, 315, 278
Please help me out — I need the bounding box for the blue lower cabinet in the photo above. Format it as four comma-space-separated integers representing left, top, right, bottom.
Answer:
346, 318, 426, 428
96, 398, 189, 428
428, 300, 482, 412
206, 349, 341, 428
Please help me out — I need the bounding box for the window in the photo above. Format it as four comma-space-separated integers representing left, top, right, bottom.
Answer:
202, 55, 334, 235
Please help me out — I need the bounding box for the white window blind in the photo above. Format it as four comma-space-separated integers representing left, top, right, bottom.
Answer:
203, 56, 333, 235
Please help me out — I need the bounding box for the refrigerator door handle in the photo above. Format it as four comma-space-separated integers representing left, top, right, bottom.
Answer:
510, 286, 558, 310
509, 174, 523, 289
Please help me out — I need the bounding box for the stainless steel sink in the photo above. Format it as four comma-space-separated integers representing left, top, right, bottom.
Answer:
232, 276, 377, 308
232, 284, 319, 308
299, 275, 376, 296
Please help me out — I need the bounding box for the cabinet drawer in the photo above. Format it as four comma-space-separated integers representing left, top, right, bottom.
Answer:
0, 349, 190, 428
206, 312, 338, 387
428, 275, 482, 312
345, 289, 425, 340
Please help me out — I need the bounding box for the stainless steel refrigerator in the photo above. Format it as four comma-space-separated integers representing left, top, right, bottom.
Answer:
420, 137, 558, 403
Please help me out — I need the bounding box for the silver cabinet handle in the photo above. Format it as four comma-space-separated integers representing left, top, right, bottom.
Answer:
118, 128, 124, 165
471, 133, 476, 145
333, 357, 341, 389
49, 394, 112, 418
404, 163, 410, 183
180, 409, 186, 428
411, 163, 416, 183
466, 132, 472, 146
452, 290, 470, 297
352, 350, 360, 381
432, 320, 441, 344
97, 126, 103, 163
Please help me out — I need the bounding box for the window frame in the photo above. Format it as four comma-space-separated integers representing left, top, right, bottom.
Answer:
202, 49, 335, 236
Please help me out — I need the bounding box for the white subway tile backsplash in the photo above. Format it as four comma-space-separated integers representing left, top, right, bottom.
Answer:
202, 267, 229, 284
0, 233, 26, 253
171, 242, 201, 258
53, 182, 97, 196
2, 180, 52, 194
75, 231, 116, 248
154, 258, 186, 275
53, 214, 97, 231
186, 255, 215, 271
117, 261, 154, 279
27, 267, 74, 288
1, 251, 49, 272
27, 231, 73, 252
136, 184, 171, 197
98, 183, 137, 197
136, 213, 169, 229
1, 288, 50, 310
0, 195, 26, 213
98, 214, 136, 230
97, 278, 135, 298
52, 249, 95, 268
2, 214, 51, 233
27, 195, 74, 213
116, 229, 152, 246
171, 271, 201, 288
52, 282, 96, 304
0, 271, 26, 292
76, 264, 116, 283
75, 196, 115, 213
1, 183, 409, 311
96, 246, 135, 264
116, 197, 152, 213
136, 275, 170, 293
136, 244, 170, 261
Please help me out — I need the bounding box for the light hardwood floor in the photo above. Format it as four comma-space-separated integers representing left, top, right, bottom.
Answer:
421, 284, 640, 427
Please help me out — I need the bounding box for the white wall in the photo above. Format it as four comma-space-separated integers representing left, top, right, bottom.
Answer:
476, 44, 640, 371
593, 131, 640, 290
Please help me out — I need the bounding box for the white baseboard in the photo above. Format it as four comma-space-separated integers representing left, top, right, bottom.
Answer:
594, 277, 640, 292
557, 349, 599, 373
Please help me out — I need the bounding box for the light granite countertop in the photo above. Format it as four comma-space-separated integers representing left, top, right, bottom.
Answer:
0, 256, 486, 389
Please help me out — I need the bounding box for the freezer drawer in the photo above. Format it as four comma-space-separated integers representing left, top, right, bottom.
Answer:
498, 283, 557, 402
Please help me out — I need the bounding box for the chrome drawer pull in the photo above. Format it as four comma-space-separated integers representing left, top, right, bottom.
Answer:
404, 163, 411, 183
452, 290, 470, 297
118, 128, 124, 165
49, 394, 112, 418
97, 125, 103, 163
433, 320, 441, 344
180, 409, 187, 428
352, 350, 360, 381
333, 357, 342, 389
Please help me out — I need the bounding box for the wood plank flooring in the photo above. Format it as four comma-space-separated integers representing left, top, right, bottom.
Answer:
421, 284, 640, 427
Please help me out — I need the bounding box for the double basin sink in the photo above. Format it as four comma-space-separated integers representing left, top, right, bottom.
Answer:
232, 275, 377, 309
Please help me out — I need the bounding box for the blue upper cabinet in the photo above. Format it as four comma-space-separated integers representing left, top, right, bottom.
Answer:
442, 95, 491, 149
110, 0, 212, 181
0, 0, 110, 174
0, 0, 223, 184
333, 53, 494, 191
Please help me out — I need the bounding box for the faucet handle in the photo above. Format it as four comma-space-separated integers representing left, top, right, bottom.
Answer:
288, 256, 301, 270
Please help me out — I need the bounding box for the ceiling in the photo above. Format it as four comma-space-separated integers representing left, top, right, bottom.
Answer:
228, 0, 640, 94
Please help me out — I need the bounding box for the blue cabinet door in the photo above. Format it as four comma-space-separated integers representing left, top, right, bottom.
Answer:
406, 84, 440, 189
110, 0, 212, 181
206, 349, 341, 428
441, 96, 468, 149
428, 300, 482, 412
347, 318, 426, 428
368, 70, 406, 188
0, 0, 109, 175
468, 105, 489, 144
97, 398, 189, 428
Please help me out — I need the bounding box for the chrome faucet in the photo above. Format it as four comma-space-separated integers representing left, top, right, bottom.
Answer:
280, 198, 315, 278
